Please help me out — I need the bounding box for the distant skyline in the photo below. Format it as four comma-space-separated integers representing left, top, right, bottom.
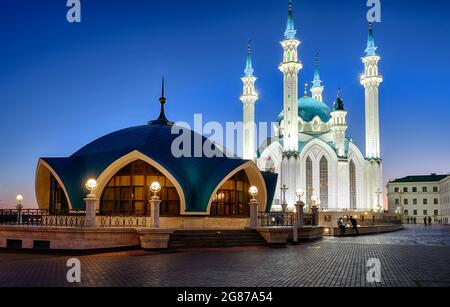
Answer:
1, 0, 450, 207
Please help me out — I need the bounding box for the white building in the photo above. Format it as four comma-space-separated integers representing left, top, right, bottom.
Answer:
241, 1, 384, 211
387, 174, 449, 223
440, 176, 450, 224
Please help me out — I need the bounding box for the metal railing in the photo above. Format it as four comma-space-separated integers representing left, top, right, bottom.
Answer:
97, 210, 148, 228
0, 209, 85, 228
258, 212, 295, 227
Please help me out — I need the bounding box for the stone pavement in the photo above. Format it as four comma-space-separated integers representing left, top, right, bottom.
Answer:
0, 225, 449, 287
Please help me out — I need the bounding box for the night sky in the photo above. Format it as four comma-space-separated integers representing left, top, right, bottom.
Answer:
1, 0, 450, 208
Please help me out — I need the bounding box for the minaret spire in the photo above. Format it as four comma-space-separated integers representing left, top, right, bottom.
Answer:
240, 43, 259, 160
244, 40, 254, 77
279, 0, 302, 152
148, 77, 174, 126
310, 52, 324, 102
284, 0, 297, 39
361, 22, 384, 210
365, 23, 378, 56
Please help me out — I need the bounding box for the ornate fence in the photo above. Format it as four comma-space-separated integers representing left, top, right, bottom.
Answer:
0, 209, 85, 228
258, 212, 295, 227
97, 210, 148, 228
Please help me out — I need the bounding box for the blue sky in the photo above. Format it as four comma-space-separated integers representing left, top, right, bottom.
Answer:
1, 0, 450, 207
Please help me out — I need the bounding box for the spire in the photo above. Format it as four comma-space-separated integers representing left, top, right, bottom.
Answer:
284, 0, 297, 39
312, 52, 322, 87
148, 77, 174, 126
334, 88, 345, 111
365, 23, 378, 56
244, 41, 254, 77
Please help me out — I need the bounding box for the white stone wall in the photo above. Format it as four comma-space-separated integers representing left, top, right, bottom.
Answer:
257, 137, 370, 211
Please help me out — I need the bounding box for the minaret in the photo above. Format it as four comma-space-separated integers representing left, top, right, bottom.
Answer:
360, 23, 383, 159
240, 42, 259, 160
360, 23, 384, 210
330, 89, 348, 158
279, 0, 302, 152
311, 52, 324, 102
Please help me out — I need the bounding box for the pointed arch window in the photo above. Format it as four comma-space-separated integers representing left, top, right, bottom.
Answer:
306, 157, 313, 206
350, 160, 357, 210
320, 156, 328, 209
100, 160, 180, 216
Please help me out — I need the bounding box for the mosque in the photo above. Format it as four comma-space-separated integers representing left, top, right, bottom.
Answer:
241, 1, 384, 211
34, 1, 383, 222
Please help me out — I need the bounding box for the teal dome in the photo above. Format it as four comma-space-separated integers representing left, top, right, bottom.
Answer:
278, 96, 332, 123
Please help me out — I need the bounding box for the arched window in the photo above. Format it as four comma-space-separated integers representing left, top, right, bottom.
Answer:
306, 157, 313, 206
100, 160, 180, 216
320, 156, 328, 209
49, 174, 69, 213
210, 170, 251, 218
350, 160, 357, 210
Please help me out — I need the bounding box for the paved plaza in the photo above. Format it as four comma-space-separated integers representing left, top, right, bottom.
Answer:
0, 225, 449, 287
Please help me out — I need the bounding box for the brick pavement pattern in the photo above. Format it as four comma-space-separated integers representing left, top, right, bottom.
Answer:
0, 225, 449, 287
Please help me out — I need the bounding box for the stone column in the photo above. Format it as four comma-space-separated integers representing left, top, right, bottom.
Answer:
84, 196, 98, 228
295, 201, 305, 227
249, 199, 259, 229
311, 206, 319, 226
150, 196, 161, 228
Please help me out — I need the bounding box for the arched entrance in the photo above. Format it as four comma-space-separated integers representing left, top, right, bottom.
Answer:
100, 160, 181, 216
210, 170, 251, 218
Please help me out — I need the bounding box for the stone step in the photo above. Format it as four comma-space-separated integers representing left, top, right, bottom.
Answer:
169, 230, 266, 249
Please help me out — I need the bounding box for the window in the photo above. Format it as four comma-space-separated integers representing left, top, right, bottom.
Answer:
413, 210, 417, 216
413, 199, 418, 205
395, 199, 400, 205
433, 186, 438, 193
49, 174, 69, 213
423, 210, 428, 216
404, 210, 409, 215
423, 199, 428, 205
404, 199, 408, 205
394, 187, 399, 193
100, 160, 180, 215
434, 210, 439, 216
319, 156, 329, 209
434, 199, 439, 205
306, 157, 313, 206
403, 187, 408, 193
423, 187, 428, 193
211, 170, 252, 218
412, 187, 417, 193
349, 161, 357, 210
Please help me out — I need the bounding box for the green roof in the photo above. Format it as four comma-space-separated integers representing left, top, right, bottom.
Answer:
390, 174, 448, 183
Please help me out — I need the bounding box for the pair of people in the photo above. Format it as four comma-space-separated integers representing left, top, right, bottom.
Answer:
337, 216, 359, 236
424, 216, 433, 227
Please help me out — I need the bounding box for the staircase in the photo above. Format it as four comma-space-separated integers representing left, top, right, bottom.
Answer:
168, 230, 267, 249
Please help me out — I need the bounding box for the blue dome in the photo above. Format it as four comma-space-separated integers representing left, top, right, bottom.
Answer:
40, 124, 276, 212
278, 96, 332, 123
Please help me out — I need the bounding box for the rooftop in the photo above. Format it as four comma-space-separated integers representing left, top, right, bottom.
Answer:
390, 174, 449, 184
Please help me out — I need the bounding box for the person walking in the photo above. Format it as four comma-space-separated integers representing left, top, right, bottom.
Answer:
424, 217, 428, 227
350, 216, 359, 236
428, 216, 432, 227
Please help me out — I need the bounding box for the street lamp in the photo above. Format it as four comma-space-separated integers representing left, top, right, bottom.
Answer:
85, 179, 98, 198
280, 184, 289, 212
150, 181, 162, 197
311, 195, 318, 207
16, 194, 24, 210
296, 189, 304, 203
249, 186, 258, 200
